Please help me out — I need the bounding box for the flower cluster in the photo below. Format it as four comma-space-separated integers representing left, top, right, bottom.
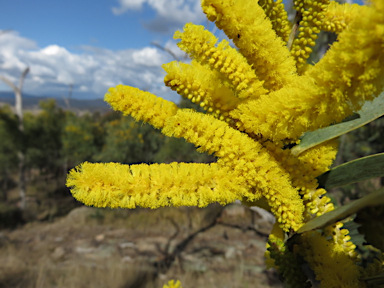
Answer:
67, 0, 384, 286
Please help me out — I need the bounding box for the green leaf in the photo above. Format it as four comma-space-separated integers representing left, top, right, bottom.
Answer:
317, 152, 384, 189
296, 187, 384, 234
361, 273, 384, 286
291, 91, 384, 156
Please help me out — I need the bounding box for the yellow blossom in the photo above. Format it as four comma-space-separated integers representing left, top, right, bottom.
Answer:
230, 1, 384, 142
67, 162, 248, 209
321, 2, 365, 33
174, 23, 267, 99
163, 280, 183, 288
300, 231, 361, 288
291, 0, 330, 69
201, 0, 297, 91
65, 0, 384, 286
105, 85, 178, 129
258, 0, 291, 43
162, 109, 304, 231
163, 60, 240, 122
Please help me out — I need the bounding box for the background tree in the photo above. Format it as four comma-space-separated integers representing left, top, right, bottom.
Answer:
0, 105, 19, 201
0, 67, 30, 209
24, 99, 66, 177
95, 114, 165, 164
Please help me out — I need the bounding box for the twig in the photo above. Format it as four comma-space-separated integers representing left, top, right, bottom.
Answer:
151, 41, 180, 61
287, 11, 302, 51
217, 222, 270, 238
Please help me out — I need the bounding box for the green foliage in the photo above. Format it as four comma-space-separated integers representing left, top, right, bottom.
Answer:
356, 205, 384, 252
24, 99, 66, 173
153, 137, 215, 163
297, 187, 384, 234
292, 92, 384, 156
152, 97, 216, 164
62, 112, 100, 167
95, 115, 165, 164
0, 105, 19, 173
0, 105, 19, 200
318, 153, 384, 189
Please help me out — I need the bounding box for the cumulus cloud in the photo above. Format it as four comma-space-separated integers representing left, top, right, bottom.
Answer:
0, 31, 181, 101
112, 0, 205, 33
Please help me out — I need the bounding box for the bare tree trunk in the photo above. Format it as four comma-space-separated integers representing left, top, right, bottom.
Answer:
17, 151, 26, 209
62, 83, 73, 110
1, 169, 8, 201
0, 67, 29, 209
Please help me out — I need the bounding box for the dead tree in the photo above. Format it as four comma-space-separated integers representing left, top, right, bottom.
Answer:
0, 67, 30, 209
62, 83, 73, 110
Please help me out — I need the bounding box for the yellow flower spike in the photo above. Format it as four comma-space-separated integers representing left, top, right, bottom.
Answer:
300, 231, 361, 288
265, 222, 285, 269
173, 22, 217, 59
201, 0, 297, 91
162, 109, 304, 231
232, 1, 384, 142
266, 222, 311, 286
105, 85, 178, 130
296, 138, 339, 178
258, 0, 291, 43
323, 222, 359, 260
321, 2, 365, 34
261, 139, 338, 221
64, 1, 384, 285
163, 280, 183, 288
66, 162, 247, 209
291, 0, 330, 70
230, 74, 320, 141
307, 3, 384, 113
174, 23, 267, 99
162, 60, 241, 121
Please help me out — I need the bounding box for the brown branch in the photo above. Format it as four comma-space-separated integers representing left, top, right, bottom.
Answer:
153, 206, 224, 273
18, 67, 30, 91
217, 221, 270, 238
287, 11, 302, 51
0, 29, 12, 36
151, 41, 180, 61
0, 75, 18, 93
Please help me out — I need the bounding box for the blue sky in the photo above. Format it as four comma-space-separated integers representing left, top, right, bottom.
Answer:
1, 0, 198, 50
0, 0, 365, 101
0, 0, 206, 101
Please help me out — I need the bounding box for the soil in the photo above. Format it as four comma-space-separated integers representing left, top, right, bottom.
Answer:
0, 203, 283, 288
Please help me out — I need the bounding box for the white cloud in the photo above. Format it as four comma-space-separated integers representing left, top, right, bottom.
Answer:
112, 0, 146, 13
112, 0, 205, 33
0, 31, 181, 102
132, 47, 165, 66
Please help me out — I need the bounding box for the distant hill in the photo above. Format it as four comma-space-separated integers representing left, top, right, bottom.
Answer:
0, 91, 111, 113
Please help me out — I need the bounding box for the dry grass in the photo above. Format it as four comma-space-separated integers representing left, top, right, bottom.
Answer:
0, 204, 281, 288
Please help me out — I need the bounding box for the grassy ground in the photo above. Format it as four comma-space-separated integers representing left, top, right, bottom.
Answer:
0, 204, 282, 288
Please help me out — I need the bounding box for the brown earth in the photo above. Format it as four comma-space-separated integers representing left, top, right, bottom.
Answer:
0, 203, 282, 288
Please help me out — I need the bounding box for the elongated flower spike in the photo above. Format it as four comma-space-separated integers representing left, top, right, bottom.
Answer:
266, 223, 311, 287
321, 2, 364, 33
291, 0, 330, 70
174, 23, 267, 99
162, 60, 241, 123
202, 0, 297, 91
67, 162, 247, 209
163, 279, 183, 288
66, 0, 384, 285
258, 0, 291, 43
105, 85, 179, 129
231, 2, 384, 142
162, 109, 304, 231
300, 231, 361, 288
